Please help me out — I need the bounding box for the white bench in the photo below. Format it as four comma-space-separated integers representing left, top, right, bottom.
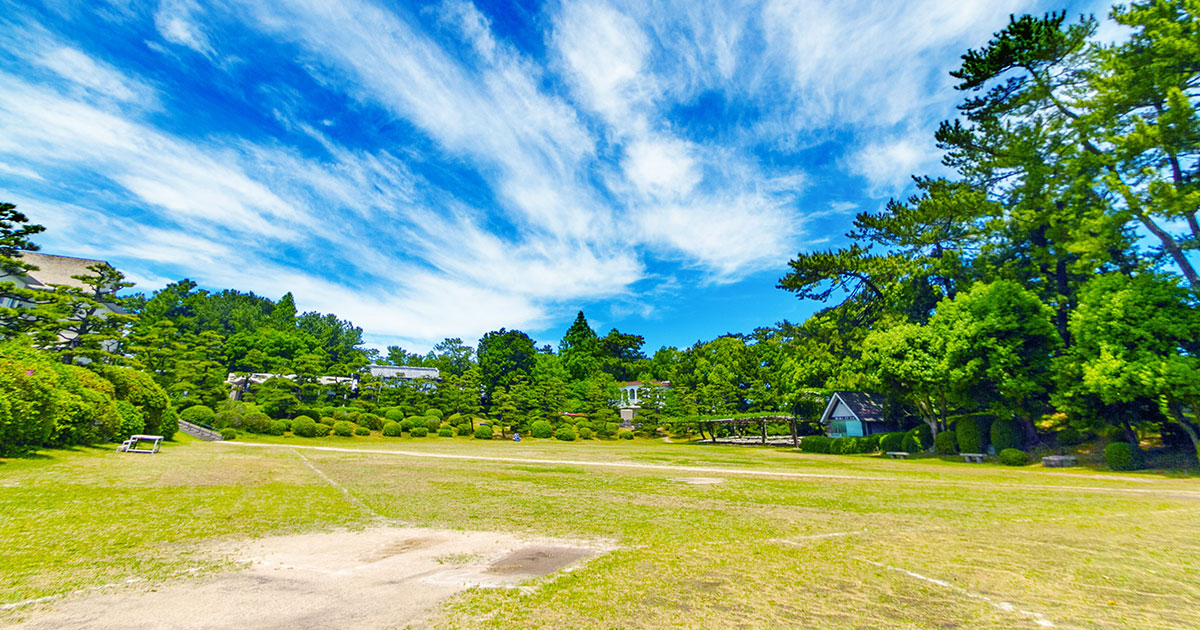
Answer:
961, 453, 985, 463
885, 451, 909, 459
117, 435, 164, 454
1042, 455, 1078, 468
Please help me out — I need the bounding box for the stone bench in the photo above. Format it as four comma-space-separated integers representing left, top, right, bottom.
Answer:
1042, 455, 1078, 468
961, 453, 985, 463
885, 451, 909, 459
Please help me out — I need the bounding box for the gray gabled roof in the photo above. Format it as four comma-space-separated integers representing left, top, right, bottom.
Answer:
821, 391, 888, 423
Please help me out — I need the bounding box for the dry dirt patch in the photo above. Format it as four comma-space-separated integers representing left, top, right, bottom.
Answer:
12, 527, 605, 630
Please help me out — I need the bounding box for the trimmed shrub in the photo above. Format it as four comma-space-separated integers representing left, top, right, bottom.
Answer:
578, 427, 595, 440
410, 426, 429, 437
384, 407, 405, 422
455, 423, 472, 436
990, 417, 1023, 452
829, 437, 845, 454
934, 431, 958, 455
530, 420, 553, 438
265, 420, 287, 436
956, 417, 983, 454
382, 421, 403, 437
278, 418, 293, 432
219, 427, 237, 440
400, 418, 416, 432
332, 421, 354, 437
354, 425, 370, 436
294, 409, 321, 422
424, 408, 443, 419
438, 427, 454, 438
357, 413, 383, 431
244, 412, 273, 434
474, 425, 493, 440
97, 365, 170, 435
158, 407, 179, 441
181, 405, 216, 426
901, 433, 920, 454
1056, 426, 1084, 447
596, 422, 615, 438
618, 430, 634, 440
903, 425, 932, 452
312, 423, 331, 437
318, 416, 335, 426
879, 432, 905, 453
999, 448, 1028, 466
115, 400, 146, 438
1105, 442, 1141, 471
555, 425, 577, 441
800, 435, 831, 454
293, 417, 318, 437
424, 417, 441, 433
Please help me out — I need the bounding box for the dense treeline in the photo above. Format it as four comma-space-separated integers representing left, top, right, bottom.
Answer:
779, 2, 1200, 464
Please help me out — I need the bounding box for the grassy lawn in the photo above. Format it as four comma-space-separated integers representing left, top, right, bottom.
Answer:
2, 434, 1199, 629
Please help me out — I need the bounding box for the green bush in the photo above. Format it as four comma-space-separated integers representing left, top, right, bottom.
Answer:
1056, 426, 1084, 447
578, 427, 595, 440
455, 423, 472, 436
115, 400, 146, 438
400, 418, 416, 432
956, 417, 983, 454
410, 426, 428, 437
357, 413, 383, 431
800, 435, 831, 454
425, 408, 443, 419
219, 427, 237, 440
530, 420, 553, 438
312, 423, 331, 437
294, 409, 320, 422
999, 448, 1028, 466
904, 425, 932, 452
318, 416, 335, 426
293, 417, 318, 437
353, 425, 370, 436
555, 425, 577, 441
97, 365, 170, 436
1105, 442, 1141, 471
474, 425, 493, 440
158, 407, 179, 440
264, 420, 287, 436
438, 427, 454, 438
829, 437, 845, 454
424, 417, 441, 433
619, 430, 634, 440
990, 417, 1023, 452
384, 407, 405, 422
934, 431, 958, 455
180, 405, 216, 426
879, 432, 905, 453
332, 421, 354, 437
244, 412, 273, 434
596, 422, 615, 438
382, 421, 403, 437
278, 418, 293, 432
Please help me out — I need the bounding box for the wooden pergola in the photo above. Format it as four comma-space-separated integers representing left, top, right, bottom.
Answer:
659, 415, 801, 447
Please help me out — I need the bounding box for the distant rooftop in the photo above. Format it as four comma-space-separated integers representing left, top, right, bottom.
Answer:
16, 252, 111, 291
364, 365, 440, 380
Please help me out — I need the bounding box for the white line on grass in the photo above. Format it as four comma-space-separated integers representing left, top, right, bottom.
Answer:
292, 449, 385, 521
862, 560, 1056, 628
215, 441, 1200, 499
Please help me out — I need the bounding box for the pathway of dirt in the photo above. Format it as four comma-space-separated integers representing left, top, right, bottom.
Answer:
13, 527, 605, 630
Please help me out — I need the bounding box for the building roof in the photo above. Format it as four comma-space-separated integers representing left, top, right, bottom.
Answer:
16, 252, 111, 290
620, 380, 671, 387
824, 391, 888, 423
364, 365, 440, 379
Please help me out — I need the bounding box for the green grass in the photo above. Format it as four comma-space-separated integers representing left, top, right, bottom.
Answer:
3, 434, 1199, 628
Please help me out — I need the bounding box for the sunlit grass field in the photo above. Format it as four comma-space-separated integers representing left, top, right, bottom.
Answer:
2, 433, 1199, 629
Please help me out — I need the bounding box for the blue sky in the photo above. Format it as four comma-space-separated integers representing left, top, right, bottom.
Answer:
0, 0, 1110, 353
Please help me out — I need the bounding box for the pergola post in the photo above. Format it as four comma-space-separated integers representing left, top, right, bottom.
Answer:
761, 419, 767, 445
790, 418, 799, 449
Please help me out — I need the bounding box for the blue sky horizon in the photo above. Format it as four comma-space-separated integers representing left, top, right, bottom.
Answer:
0, 0, 1111, 354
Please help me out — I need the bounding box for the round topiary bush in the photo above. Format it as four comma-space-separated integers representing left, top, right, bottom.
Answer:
578, 427, 595, 440
382, 421, 403, 437
1056, 426, 1083, 447
990, 417, 1023, 452
474, 425, 493, 440
901, 433, 921, 454
294, 409, 320, 422
879, 432, 905, 453
829, 437, 845, 454
219, 427, 237, 440
400, 418, 416, 432
934, 430, 958, 455
319, 417, 335, 426
555, 425, 577, 441
180, 405, 216, 426
354, 425, 370, 436
332, 421, 354, 437
384, 407, 405, 422
530, 420, 553, 438
800, 435, 831, 454
244, 412, 273, 434
956, 417, 983, 454
910, 424, 933, 450
438, 426, 454, 438
266, 420, 287, 436
425, 408, 443, 419
357, 413, 383, 431
312, 423, 331, 437
410, 426, 429, 438
618, 430, 634, 440
293, 417, 317, 437
424, 417, 441, 433
998, 448, 1028, 466
1105, 441, 1141, 471
455, 423, 472, 436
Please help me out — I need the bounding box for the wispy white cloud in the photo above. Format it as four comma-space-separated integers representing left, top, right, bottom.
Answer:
154, 0, 216, 57
848, 131, 944, 197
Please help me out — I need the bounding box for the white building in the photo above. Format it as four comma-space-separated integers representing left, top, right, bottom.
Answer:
616, 380, 671, 423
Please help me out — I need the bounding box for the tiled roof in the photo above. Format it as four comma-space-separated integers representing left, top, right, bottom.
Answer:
832, 391, 887, 423
17, 252, 110, 290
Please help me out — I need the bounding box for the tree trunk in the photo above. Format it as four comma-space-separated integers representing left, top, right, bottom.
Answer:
1167, 404, 1200, 467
